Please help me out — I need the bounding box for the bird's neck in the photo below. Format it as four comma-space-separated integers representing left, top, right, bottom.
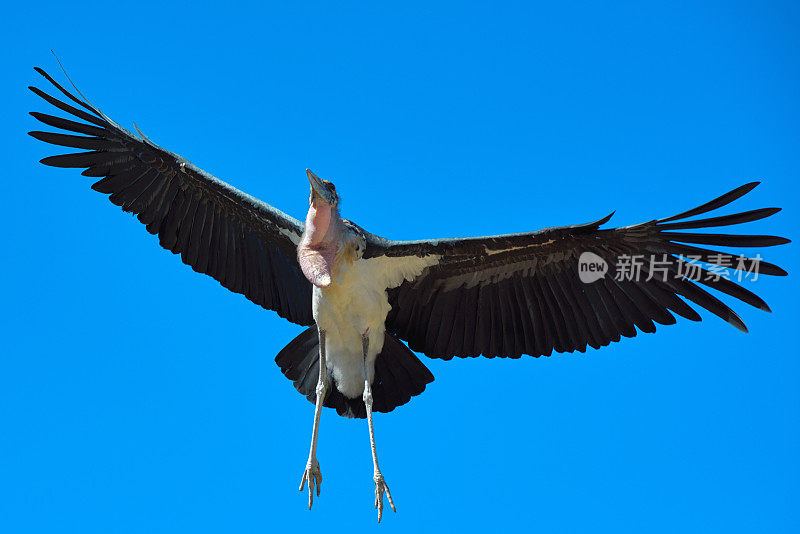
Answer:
303, 202, 333, 246
298, 203, 341, 288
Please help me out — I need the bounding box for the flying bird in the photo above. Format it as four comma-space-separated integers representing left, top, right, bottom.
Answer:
29, 66, 790, 521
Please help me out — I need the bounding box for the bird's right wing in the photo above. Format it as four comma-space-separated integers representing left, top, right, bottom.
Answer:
29, 67, 313, 326
363, 183, 789, 359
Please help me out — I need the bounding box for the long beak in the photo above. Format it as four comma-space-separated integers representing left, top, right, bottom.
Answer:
307, 169, 335, 205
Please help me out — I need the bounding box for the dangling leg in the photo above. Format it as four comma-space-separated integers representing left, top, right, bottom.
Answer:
361, 330, 396, 522
299, 328, 328, 509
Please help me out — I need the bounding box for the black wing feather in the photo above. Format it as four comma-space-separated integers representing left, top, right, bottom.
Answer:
29, 67, 312, 325
366, 183, 788, 360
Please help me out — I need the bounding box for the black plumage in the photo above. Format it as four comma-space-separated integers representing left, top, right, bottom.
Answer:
276, 327, 434, 418
368, 183, 789, 359
29, 67, 313, 327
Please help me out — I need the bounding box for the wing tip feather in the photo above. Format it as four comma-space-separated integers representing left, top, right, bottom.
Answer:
733, 320, 749, 334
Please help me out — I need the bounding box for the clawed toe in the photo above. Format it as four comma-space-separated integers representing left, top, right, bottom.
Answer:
373, 472, 396, 522
299, 459, 322, 509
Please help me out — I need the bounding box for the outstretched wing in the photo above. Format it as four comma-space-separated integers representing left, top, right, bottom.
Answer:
365, 183, 789, 359
29, 67, 313, 326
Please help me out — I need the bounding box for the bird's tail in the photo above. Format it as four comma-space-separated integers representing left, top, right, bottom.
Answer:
275, 327, 434, 418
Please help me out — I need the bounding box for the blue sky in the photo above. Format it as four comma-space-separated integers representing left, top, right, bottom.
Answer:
2, 1, 798, 532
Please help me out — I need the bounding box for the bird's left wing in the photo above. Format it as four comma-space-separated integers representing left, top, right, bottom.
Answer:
364, 183, 789, 359
29, 67, 313, 325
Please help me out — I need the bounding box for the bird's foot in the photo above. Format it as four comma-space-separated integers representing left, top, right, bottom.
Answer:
373, 471, 396, 522
299, 458, 322, 510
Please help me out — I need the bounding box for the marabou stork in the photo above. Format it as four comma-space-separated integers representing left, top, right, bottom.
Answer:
29, 66, 790, 521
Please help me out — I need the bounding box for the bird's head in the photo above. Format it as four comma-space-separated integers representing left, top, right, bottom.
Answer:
307, 169, 339, 209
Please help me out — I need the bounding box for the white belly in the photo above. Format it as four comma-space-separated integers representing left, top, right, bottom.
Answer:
312, 254, 439, 398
